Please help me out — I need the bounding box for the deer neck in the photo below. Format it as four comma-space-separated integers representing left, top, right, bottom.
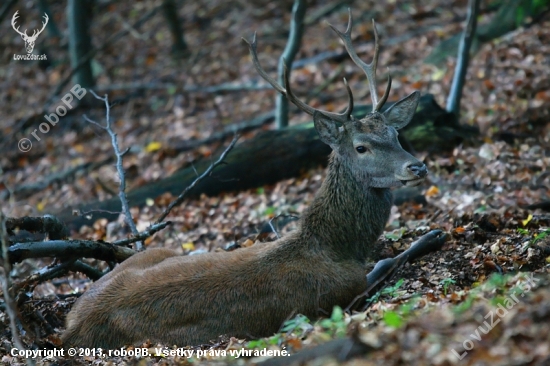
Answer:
298, 152, 392, 262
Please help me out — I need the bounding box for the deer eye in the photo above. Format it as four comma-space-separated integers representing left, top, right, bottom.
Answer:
355, 146, 368, 154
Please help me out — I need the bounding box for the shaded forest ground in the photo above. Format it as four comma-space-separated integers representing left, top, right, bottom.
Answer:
1, 0, 549, 365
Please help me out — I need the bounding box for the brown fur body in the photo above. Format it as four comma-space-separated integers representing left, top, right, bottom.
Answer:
63, 13, 427, 349
62, 153, 392, 348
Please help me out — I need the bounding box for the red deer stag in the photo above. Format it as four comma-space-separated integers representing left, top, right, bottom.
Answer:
63, 11, 434, 348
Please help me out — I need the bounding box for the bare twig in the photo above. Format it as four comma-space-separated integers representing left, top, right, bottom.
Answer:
276, 0, 307, 129
112, 222, 170, 247
0, 212, 27, 355
84, 91, 143, 250
12, 259, 76, 294
155, 135, 239, 224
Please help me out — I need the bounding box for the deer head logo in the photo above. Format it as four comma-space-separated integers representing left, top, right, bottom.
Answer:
12, 11, 48, 54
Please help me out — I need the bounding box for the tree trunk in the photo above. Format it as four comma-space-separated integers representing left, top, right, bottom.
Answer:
67, 0, 95, 88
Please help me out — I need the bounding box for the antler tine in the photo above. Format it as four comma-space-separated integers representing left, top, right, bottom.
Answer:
243, 34, 354, 121
342, 78, 354, 120
242, 34, 286, 96
378, 73, 392, 112
282, 61, 354, 121
329, 9, 392, 112
39, 14, 49, 33
242, 34, 316, 116
11, 11, 23, 35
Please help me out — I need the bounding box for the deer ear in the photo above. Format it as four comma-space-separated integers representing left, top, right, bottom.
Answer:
382, 91, 420, 130
313, 111, 342, 146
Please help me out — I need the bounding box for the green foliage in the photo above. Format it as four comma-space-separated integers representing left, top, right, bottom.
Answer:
516, 227, 549, 247
248, 315, 312, 349
263, 206, 276, 216
383, 311, 403, 328
381, 296, 421, 328
397, 296, 420, 316
453, 273, 516, 313
517, 227, 529, 235
246, 339, 268, 349
280, 314, 311, 337
167, 85, 177, 95
516, 0, 550, 24
474, 205, 487, 213
368, 278, 405, 303
485, 272, 512, 289
318, 306, 347, 338
440, 278, 456, 296
384, 228, 406, 241
532, 229, 550, 244
490, 295, 508, 307
453, 292, 476, 313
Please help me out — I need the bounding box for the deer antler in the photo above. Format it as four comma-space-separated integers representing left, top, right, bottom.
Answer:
328, 9, 392, 113
35, 13, 49, 37
242, 33, 354, 123
11, 11, 49, 40
11, 11, 26, 37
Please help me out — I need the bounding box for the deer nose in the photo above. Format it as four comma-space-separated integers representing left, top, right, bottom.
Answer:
408, 163, 427, 178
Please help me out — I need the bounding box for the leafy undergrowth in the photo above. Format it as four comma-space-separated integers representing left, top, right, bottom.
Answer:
1, 0, 550, 365
2, 138, 550, 365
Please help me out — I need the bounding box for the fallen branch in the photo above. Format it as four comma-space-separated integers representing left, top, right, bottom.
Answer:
13, 259, 77, 294
6, 215, 69, 242
69, 260, 103, 280
8, 239, 136, 264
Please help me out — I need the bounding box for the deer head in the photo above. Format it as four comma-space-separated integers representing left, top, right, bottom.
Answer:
12, 11, 49, 54
243, 9, 426, 189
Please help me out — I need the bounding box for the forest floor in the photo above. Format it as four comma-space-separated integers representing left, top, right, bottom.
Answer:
1, 0, 550, 365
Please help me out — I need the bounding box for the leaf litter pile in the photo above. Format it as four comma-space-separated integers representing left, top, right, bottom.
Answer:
1, 0, 550, 365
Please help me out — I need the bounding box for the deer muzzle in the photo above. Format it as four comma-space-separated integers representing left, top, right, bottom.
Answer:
398, 161, 428, 186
